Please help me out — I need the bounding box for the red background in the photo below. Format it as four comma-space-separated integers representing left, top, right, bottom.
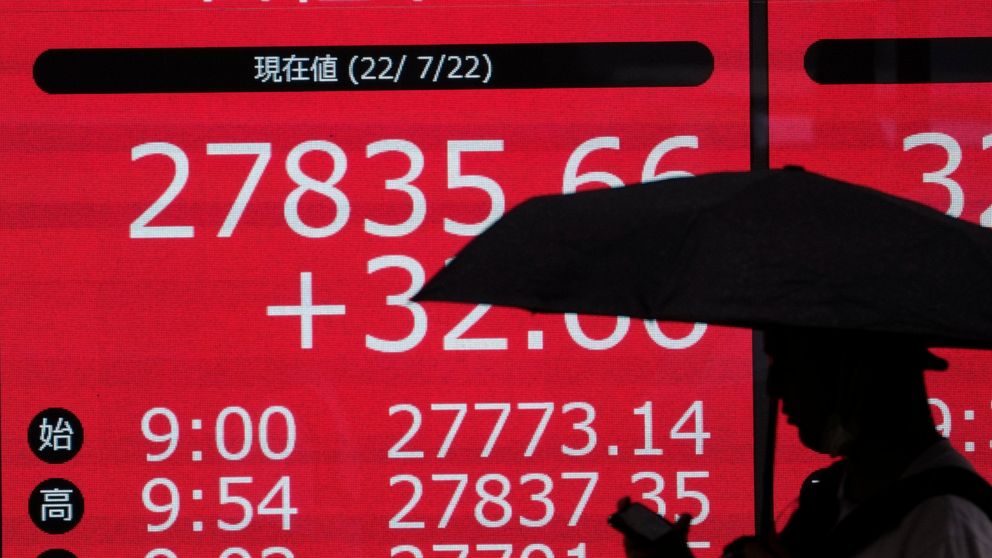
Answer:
1, 2, 754, 557
6, 0, 990, 555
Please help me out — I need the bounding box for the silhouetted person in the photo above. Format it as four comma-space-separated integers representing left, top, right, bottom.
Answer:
622, 328, 992, 558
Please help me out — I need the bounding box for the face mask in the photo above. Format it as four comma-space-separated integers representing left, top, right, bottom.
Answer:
818, 412, 857, 457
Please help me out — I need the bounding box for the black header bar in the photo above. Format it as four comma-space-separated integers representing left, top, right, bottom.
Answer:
34, 42, 714, 94
805, 37, 992, 84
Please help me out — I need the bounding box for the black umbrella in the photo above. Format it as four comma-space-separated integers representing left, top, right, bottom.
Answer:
413, 167, 992, 541
415, 167, 992, 347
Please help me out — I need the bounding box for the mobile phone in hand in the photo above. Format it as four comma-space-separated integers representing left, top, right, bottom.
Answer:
608, 501, 675, 543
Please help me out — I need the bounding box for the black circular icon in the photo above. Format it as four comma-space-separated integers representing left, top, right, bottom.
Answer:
29, 478, 84, 534
38, 550, 78, 558
28, 408, 83, 464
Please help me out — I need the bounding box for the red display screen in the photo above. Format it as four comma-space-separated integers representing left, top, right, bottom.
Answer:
768, 0, 992, 519
1, 2, 755, 558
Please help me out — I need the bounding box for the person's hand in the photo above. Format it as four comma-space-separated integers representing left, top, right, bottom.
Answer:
617, 497, 694, 558
720, 533, 791, 558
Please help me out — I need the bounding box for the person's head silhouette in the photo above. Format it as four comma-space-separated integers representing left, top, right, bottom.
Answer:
765, 328, 947, 458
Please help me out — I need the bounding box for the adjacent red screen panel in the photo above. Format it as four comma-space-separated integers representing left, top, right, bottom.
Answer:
768, 0, 992, 519
1, 2, 753, 558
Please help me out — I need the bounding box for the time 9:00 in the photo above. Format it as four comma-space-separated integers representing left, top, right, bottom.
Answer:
142, 406, 297, 462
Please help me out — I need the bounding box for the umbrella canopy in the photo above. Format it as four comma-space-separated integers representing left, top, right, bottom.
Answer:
414, 167, 992, 540
415, 167, 992, 348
